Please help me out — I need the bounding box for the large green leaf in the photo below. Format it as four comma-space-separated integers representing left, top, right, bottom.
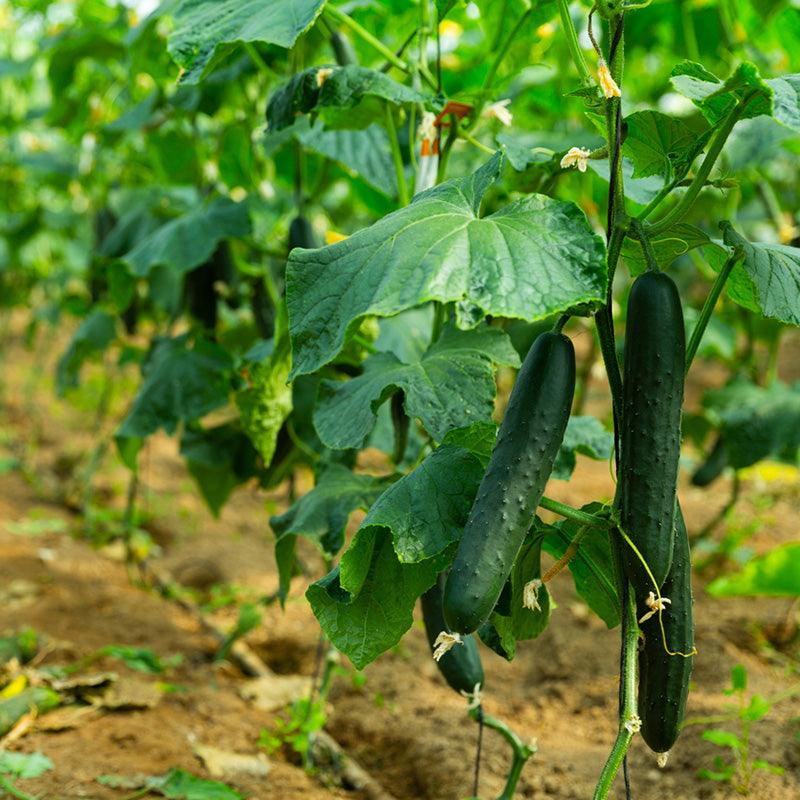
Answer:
236, 307, 293, 467
168, 0, 326, 84
116, 337, 234, 469
313, 324, 519, 449
721, 224, 800, 326
267, 65, 430, 131
623, 110, 710, 179
671, 61, 800, 132
541, 505, 620, 628
703, 379, 800, 469
269, 464, 392, 598
287, 153, 607, 378
180, 424, 259, 516
55, 310, 117, 395
307, 528, 445, 669
552, 416, 614, 480
120, 197, 250, 278
361, 443, 485, 564
707, 543, 800, 597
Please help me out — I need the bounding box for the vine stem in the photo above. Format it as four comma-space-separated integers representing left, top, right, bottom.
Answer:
0, 776, 38, 800
629, 218, 659, 272
648, 92, 756, 235
384, 103, 409, 206
539, 496, 613, 528
469, 707, 536, 800
556, 0, 593, 86
685, 247, 743, 374
592, 586, 639, 800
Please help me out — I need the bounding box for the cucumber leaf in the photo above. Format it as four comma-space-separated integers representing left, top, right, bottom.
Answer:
56, 310, 117, 395
621, 223, 712, 274
168, 0, 326, 84
313, 323, 519, 449
287, 153, 607, 378
552, 416, 614, 480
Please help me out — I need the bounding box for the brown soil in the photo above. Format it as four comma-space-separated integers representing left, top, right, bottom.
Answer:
0, 316, 798, 800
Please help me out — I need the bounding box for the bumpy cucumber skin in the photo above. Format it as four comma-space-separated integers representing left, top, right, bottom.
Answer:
691, 436, 728, 487
443, 332, 575, 634
421, 575, 484, 696
620, 271, 685, 594
638, 504, 694, 754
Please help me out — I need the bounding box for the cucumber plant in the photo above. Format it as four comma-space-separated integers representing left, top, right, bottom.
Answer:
3, 1, 800, 798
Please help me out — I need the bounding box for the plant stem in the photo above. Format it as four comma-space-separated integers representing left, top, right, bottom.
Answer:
384, 103, 409, 206
556, 0, 594, 86
469, 708, 536, 800
539, 496, 613, 528
483, 6, 532, 91
459, 129, 495, 154
648, 92, 756, 235
593, 586, 639, 800
685, 248, 742, 374
0, 776, 38, 800
325, 6, 412, 76
629, 218, 659, 272
679, 0, 700, 61
244, 42, 276, 78
541, 525, 590, 583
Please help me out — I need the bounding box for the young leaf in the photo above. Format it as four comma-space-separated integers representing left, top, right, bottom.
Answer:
702, 729, 743, 750
168, 0, 327, 84
0, 750, 53, 779
313, 324, 519, 449
287, 153, 607, 377
621, 224, 712, 274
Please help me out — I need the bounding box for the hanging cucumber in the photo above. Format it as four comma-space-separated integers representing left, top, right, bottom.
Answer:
638, 503, 694, 754
691, 436, 728, 487
619, 271, 685, 596
443, 330, 575, 634
288, 216, 319, 251
330, 31, 357, 66
421, 575, 484, 696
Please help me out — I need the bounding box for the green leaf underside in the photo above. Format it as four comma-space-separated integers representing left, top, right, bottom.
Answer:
267, 65, 430, 132
703, 379, 800, 469
120, 197, 250, 277
540, 504, 620, 628
116, 337, 233, 469
671, 61, 800, 132
707, 543, 800, 597
270, 464, 392, 598
287, 154, 607, 378
722, 224, 800, 326
307, 528, 445, 670
623, 110, 710, 179
552, 416, 614, 480
168, 0, 326, 84
313, 324, 520, 449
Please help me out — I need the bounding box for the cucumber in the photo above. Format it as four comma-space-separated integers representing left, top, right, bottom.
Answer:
443, 331, 575, 634
638, 503, 694, 754
288, 215, 319, 251
330, 31, 357, 66
421, 575, 484, 696
620, 271, 685, 595
691, 436, 728, 487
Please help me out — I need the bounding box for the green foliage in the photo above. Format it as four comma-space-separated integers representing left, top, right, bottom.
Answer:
99, 768, 243, 799
707, 542, 800, 597
0, 750, 53, 779
698, 665, 785, 794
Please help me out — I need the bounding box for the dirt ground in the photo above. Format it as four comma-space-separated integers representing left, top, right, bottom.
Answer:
0, 315, 798, 800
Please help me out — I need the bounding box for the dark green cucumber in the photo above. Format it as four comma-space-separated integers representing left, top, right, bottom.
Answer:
288, 215, 319, 251
620, 271, 685, 595
421, 575, 484, 695
638, 503, 694, 753
691, 436, 728, 487
443, 331, 575, 634
330, 31, 357, 66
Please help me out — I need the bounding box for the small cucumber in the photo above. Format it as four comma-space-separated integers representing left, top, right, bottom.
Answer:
421, 574, 484, 696
691, 436, 728, 487
638, 503, 694, 754
288, 216, 319, 251
620, 271, 685, 595
443, 331, 575, 634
